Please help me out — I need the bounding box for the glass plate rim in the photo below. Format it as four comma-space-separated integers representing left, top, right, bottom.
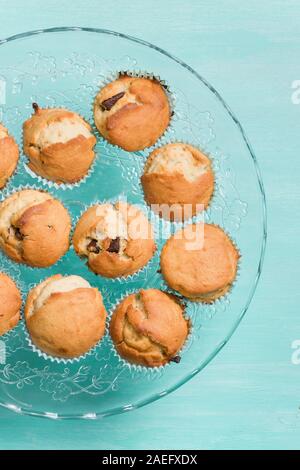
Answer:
0, 26, 267, 420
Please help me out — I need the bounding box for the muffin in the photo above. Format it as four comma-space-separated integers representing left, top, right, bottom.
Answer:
23, 104, 96, 184
0, 189, 71, 267
161, 223, 239, 302
73, 201, 156, 278
110, 289, 189, 367
0, 124, 19, 188
0, 273, 22, 336
141, 143, 214, 221
94, 74, 170, 151
25, 274, 107, 359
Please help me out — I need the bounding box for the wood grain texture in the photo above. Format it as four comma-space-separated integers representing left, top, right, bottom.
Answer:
0, 0, 299, 450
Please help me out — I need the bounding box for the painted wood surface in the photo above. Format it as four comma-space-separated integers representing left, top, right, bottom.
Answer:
0, 0, 299, 450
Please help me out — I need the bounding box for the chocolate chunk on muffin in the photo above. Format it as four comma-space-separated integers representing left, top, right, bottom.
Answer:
141, 143, 214, 221
0, 189, 71, 267
0, 272, 22, 336
25, 274, 107, 359
161, 223, 239, 303
23, 104, 96, 184
94, 75, 171, 151
110, 289, 189, 367
73, 201, 156, 278
0, 124, 19, 189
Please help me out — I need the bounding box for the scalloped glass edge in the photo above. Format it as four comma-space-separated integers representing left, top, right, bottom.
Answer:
0, 26, 267, 420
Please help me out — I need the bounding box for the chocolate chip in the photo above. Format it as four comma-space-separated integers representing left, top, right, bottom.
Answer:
87, 239, 100, 254
32, 102, 39, 113
170, 355, 181, 364
100, 92, 125, 111
107, 237, 120, 253
14, 227, 23, 241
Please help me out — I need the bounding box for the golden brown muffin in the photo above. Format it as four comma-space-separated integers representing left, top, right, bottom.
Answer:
161, 223, 239, 303
0, 272, 22, 336
141, 143, 214, 221
110, 289, 189, 367
25, 274, 107, 359
23, 104, 96, 184
73, 201, 156, 278
94, 75, 171, 151
0, 124, 19, 189
0, 189, 71, 267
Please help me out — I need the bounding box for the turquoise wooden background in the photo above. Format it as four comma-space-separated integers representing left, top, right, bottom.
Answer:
0, 0, 299, 450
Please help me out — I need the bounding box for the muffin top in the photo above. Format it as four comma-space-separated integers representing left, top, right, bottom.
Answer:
0, 123, 19, 189
73, 201, 156, 278
142, 143, 214, 220
94, 75, 170, 151
110, 289, 189, 367
0, 272, 22, 336
0, 189, 71, 267
0, 124, 8, 139
23, 104, 96, 184
161, 223, 239, 302
24, 105, 93, 149
144, 143, 211, 181
25, 274, 107, 358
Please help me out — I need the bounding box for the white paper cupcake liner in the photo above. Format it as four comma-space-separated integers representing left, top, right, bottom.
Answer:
107, 288, 193, 378
71, 196, 160, 283
159, 223, 241, 306
20, 104, 97, 191
21, 154, 97, 191
139, 136, 218, 230
92, 69, 176, 154
22, 277, 108, 364
0, 121, 24, 191
0, 183, 72, 272
0, 159, 21, 193
0, 268, 26, 341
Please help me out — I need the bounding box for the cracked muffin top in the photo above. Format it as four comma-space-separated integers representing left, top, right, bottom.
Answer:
141, 142, 214, 221
110, 289, 189, 367
0, 272, 22, 336
94, 75, 171, 151
160, 223, 239, 303
0, 189, 71, 267
73, 201, 156, 278
0, 123, 19, 189
25, 274, 107, 359
23, 104, 96, 184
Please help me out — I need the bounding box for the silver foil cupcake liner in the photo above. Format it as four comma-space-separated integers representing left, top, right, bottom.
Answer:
107, 287, 193, 378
